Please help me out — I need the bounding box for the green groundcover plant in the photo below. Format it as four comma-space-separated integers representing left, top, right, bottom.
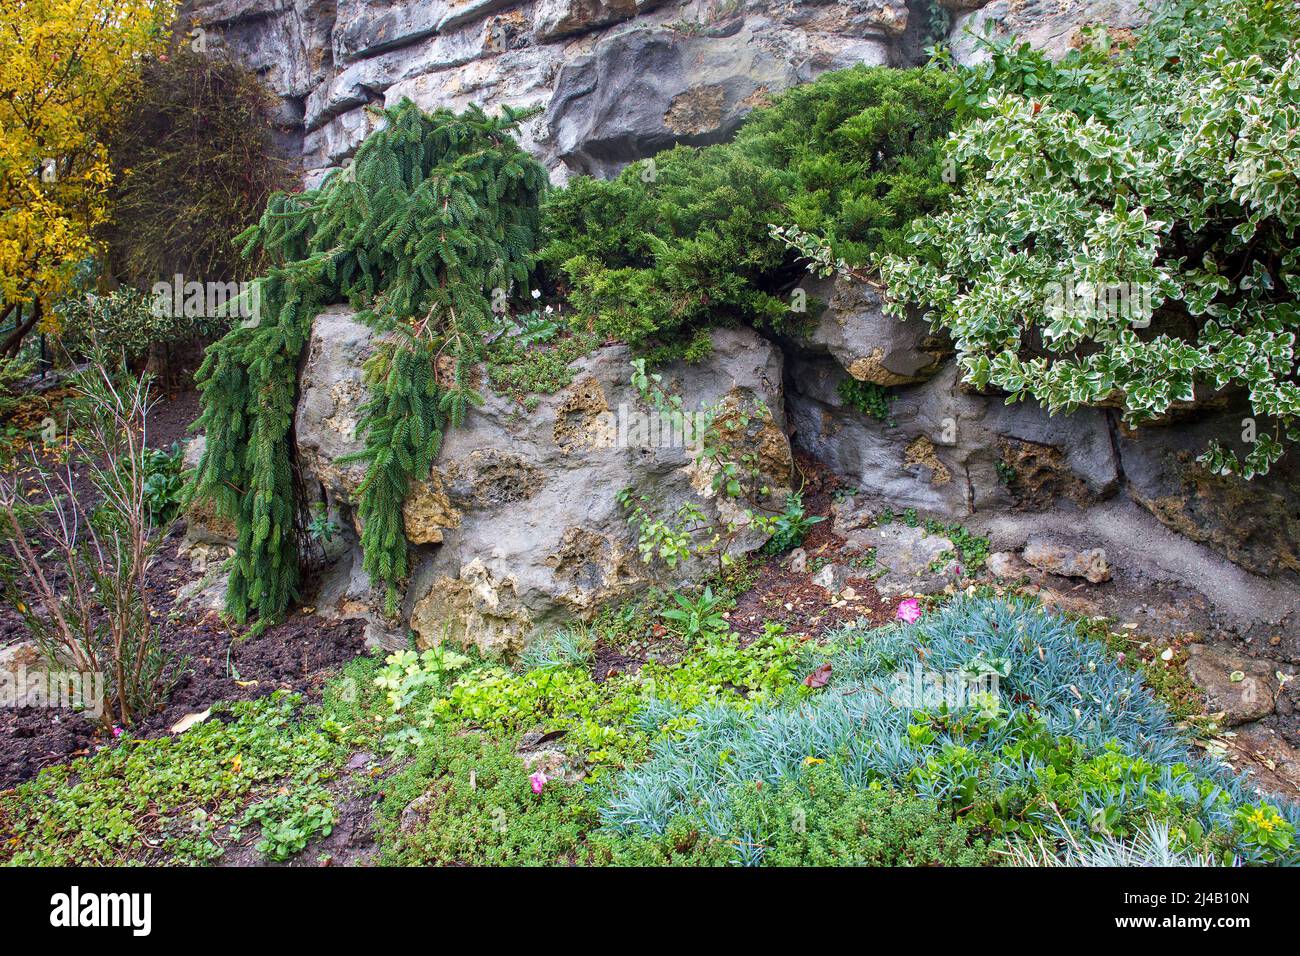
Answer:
4, 596, 1296, 866
880, 0, 1300, 477
598, 596, 1299, 866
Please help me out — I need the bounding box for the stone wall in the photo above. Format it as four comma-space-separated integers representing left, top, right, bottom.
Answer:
180, 0, 920, 186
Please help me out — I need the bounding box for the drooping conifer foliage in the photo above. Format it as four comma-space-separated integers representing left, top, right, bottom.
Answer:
191, 100, 547, 627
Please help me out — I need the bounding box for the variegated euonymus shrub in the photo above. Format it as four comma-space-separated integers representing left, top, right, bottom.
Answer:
879, 0, 1300, 477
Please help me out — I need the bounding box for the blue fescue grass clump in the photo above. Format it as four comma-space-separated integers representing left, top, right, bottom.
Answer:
599, 596, 1299, 865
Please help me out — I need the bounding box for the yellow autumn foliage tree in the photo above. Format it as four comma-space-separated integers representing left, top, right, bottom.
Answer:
0, 0, 174, 350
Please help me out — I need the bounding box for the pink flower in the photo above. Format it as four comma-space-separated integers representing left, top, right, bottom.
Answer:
895, 598, 922, 624
111, 725, 123, 738
529, 770, 548, 794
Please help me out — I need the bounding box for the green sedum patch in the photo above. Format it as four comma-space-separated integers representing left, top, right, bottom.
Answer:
374, 728, 599, 866
598, 765, 994, 867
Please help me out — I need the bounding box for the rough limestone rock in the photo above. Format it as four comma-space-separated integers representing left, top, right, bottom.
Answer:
181, 0, 901, 184
1185, 644, 1278, 726
295, 305, 376, 505
1117, 406, 1300, 582
545, 19, 889, 177
985, 550, 1027, 580
534, 0, 664, 44
811, 563, 851, 595
794, 274, 947, 386
828, 495, 957, 594
179, 435, 238, 548
787, 356, 1118, 520
947, 0, 1154, 66
0, 642, 45, 706
294, 311, 793, 655
869, 524, 954, 595
1022, 537, 1111, 584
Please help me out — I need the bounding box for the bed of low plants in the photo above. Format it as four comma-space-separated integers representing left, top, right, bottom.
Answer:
0, 656, 381, 866
361, 593, 1299, 867
3, 590, 1295, 867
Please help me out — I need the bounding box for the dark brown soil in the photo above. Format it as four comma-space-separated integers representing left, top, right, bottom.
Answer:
0, 390, 366, 790
590, 640, 644, 682
730, 452, 899, 642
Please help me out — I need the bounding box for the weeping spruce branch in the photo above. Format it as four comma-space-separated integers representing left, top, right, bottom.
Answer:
191, 101, 547, 628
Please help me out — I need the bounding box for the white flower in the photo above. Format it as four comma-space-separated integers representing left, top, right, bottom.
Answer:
531, 289, 541, 299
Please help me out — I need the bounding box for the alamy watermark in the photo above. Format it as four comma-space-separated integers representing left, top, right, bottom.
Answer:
887, 662, 1002, 710
1, 665, 104, 718
150, 275, 261, 325
584, 403, 713, 454
1043, 279, 1155, 328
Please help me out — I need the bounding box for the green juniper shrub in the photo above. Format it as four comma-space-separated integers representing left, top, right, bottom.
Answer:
542, 65, 952, 358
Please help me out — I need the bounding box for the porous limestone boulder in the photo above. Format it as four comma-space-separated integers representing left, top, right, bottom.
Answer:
794, 273, 947, 387
1022, 536, 1111, 584
946, 0, 1155, 66
294, 310, 793, 656
786, 355, 1120, 520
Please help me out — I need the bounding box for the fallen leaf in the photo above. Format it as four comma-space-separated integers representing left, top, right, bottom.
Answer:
169, 709, 211, 734
803, 663, 832, 689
